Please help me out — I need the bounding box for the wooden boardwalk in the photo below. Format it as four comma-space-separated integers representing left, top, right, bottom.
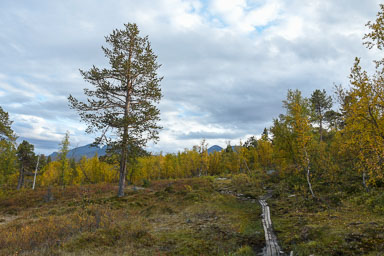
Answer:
259, 198, 284, 256
215, 178, 288, 255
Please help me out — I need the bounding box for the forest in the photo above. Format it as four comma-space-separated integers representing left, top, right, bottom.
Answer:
0, 4, 384, 256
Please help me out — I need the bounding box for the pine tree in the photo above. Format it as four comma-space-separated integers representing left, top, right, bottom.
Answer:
16, 140, 35, 190
0, 106, 16, 142
68, 23, 162, 197
0, 106, 17, 185
310, 89, 332, 141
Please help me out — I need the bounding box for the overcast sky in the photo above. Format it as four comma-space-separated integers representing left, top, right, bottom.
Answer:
0, 0, 382, 154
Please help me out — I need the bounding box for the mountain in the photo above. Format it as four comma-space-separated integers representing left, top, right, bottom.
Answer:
49, 144, 107, 161
207, 145, 223, 154
50, 144, 225, 160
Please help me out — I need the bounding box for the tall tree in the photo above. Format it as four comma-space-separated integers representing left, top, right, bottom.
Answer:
310, 89, 332, 141
271, 90, 316, 197
0, 106, 16, 142
68, 23, 162, 197
16, 140, 36, 190
58, 131, 70, 187
338, 4, 384, 186
0, 106, 17, 185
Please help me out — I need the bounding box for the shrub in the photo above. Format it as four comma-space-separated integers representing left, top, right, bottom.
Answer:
231, 174, 251, 188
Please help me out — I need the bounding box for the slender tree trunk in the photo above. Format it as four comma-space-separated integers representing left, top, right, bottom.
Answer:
129, 162, 136, 183
363, 172, 369, 192
306, 166, 316, 198
32, 155, 40, 190
61, 162, 65, 188
17, 165, 24, 190
117, 84, 130, 197
118, 87, 132, 197
243, 159, 251, 175
118, 141, 127, 197
304, 149, 316, 198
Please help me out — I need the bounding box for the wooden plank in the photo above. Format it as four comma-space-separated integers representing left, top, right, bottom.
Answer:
259, 199, 283, 256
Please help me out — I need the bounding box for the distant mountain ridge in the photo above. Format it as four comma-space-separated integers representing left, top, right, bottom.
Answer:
49, 144, 225, 161
207, 145, 223, 154
49, 144, 107, 161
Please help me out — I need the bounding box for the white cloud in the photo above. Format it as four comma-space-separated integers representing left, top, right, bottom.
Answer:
209, 0, 281, 33
0, 0, 382, 154
270, 16, 303, 40
13, 114, 63, 142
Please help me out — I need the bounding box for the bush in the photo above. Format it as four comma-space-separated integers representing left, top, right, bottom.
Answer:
142, 179, 151, 188
350, 191, 384, 215
231, 174, 252, 188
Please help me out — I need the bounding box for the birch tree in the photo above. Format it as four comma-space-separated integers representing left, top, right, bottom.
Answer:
338, 4, 384, 186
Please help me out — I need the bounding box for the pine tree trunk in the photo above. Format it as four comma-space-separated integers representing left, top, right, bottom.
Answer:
118, 87, 130, 197
117, 37, 134, 197
118, 124, 129, 197
118, 145, 127, 197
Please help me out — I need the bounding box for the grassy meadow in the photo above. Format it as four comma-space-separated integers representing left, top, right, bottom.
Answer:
0, 177, 264, 256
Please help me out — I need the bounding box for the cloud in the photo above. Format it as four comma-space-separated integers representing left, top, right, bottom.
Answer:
177, 131, 243, 140
0, 0, 382, 154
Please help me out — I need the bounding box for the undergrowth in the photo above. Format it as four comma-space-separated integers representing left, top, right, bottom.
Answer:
0, 177, 264, 255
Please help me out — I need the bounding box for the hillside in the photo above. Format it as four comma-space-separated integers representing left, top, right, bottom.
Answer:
49, 144, 223, 160
49, 144, 107, 161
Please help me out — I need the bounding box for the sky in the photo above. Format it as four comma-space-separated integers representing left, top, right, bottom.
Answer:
0, 0, 382, 155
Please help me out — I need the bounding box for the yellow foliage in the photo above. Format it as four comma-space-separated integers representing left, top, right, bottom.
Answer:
76, 156, 118, 184
40, 161, 62, 186
340, 58, 384, 184
39, 156, 118, 187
